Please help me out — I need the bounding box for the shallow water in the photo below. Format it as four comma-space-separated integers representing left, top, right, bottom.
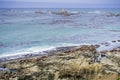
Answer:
0, 8, 120, 58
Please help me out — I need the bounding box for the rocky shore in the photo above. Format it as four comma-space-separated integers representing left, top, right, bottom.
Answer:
0, 45, 120, 80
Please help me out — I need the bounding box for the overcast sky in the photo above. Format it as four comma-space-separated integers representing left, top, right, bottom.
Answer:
0, 0, 120, 8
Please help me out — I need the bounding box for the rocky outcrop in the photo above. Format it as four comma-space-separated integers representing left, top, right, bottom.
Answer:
100, 48, 120, 75
0, 45, 120, 80
52, 9, 75, 16
107, 12, 120, 17
35, 11, 44, 14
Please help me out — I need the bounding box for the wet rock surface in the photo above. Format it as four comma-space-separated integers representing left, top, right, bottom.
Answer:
107, 12, 120, 17
52, 9, 76, 16
0, 45, 120, 80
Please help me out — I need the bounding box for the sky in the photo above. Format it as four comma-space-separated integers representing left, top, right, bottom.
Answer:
0, 0, 120, 8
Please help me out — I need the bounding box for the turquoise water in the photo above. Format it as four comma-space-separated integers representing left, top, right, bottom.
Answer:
0, 8, 120, 57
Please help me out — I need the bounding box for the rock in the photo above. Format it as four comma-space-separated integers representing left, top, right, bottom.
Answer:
53, 9, 74, 16
107, 12, 120, 17
112, 40, 116, 43
0, 63, 6, 68
116, 13, 120, 17
35, 11, 44, 14
100, 50, 108, 54
118, 40, 120, 42
95, 44, 100, 48
101, 42, 110, 46
0, 45, 120, 80
18, 75, 33, 80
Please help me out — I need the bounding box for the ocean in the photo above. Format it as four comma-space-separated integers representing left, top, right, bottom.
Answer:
0, 8, 120, 59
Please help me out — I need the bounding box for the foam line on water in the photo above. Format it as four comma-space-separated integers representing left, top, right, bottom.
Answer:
0, 43, 88, 59
0, 46, 57, 59
0, 41, 120, 61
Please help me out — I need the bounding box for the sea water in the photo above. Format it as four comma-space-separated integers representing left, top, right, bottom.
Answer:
0, 8, 120, 59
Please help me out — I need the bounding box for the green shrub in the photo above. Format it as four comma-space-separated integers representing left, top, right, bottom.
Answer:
117, 78, 120, 80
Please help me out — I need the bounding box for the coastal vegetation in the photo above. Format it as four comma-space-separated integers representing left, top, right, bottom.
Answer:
0, 45, 120, 80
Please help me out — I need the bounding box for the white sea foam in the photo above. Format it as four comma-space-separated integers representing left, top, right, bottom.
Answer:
70, 11, 80, 14
88, 11, 102, 14
0, 41, 120, 61
23, 10, 35, 13
0, 46, 55, 58
0, 43, 86, 59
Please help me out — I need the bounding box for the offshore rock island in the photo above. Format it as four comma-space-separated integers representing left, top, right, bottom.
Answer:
0, 45, 120, 80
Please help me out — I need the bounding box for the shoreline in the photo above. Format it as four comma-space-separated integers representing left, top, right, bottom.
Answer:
0, 44, 120, 80
0, 39, 120, 62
